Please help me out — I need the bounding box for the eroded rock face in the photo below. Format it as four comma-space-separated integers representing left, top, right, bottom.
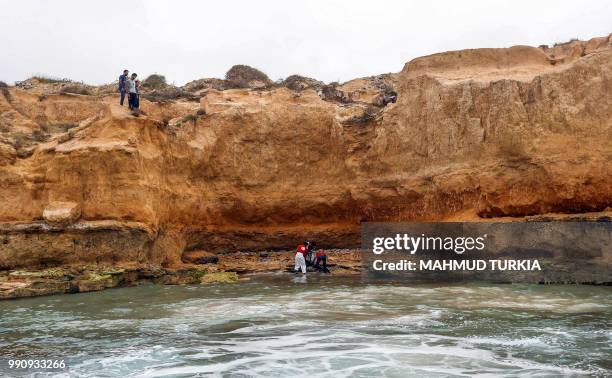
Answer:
42, 201, 81, 226
0, 221, 156, 270
0, 35, 610, 272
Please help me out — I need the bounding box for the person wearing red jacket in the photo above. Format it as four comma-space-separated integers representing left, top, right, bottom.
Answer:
294, 244, 307, 274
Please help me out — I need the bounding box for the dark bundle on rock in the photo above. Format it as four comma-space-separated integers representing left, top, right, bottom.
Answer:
225, 65, 271, 88
348, 105, 380, 124
320, 83, 351, 103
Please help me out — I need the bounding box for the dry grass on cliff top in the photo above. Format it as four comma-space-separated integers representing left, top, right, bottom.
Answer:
32, 75, 73, 84
3, 122, 78, 151
142, 74, 168, 89
141, 65, 297, 101
141, 86, 199, 103
225, 65, 272, 88
59, 84, 92, 95
137, 73, 199, 102
281, 75, 325, 91
182, 78, 233, 92
0, 81, 8, 99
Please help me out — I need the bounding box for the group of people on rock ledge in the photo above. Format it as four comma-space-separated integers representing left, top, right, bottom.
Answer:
118, 69, 140, 110
294, 241, 329, 274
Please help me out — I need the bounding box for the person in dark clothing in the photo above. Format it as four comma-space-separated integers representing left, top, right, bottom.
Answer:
134, 79, 141, 109
118, 70, 129, 106
314, 249, 329, 273
305, 241, 316, 266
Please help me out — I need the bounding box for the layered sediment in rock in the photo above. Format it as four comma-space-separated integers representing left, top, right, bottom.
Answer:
0, 36, 610, 280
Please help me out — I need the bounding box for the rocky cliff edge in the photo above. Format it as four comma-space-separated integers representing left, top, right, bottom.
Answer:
0, 35, 610, 272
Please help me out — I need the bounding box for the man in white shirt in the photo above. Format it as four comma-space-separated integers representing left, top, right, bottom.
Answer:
128, 73, 138, 110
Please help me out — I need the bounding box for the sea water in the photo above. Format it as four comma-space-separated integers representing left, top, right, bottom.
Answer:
0, 274, 610, 377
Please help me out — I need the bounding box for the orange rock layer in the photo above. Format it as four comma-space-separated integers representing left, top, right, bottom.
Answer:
0, 36, 610, 270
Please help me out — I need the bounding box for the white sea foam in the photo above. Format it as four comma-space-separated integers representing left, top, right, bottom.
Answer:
1, 279, 610, 377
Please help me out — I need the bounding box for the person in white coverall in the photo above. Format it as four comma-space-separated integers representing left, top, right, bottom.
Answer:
294, 244, 307, 274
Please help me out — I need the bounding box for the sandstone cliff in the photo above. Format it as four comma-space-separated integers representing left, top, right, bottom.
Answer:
0, 36, 611, 271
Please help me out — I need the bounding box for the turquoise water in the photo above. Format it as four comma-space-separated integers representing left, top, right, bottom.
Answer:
0, 274, 611, 377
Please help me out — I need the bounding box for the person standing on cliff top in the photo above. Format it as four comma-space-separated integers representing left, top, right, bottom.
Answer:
134, 79, 141, 109
127, 73, 138, 110
294, 244, 307, 274
118, 69, 129, 106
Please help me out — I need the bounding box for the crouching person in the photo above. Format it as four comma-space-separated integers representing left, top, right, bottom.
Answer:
314, 249, 329, 273
294, 244, 307, 274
